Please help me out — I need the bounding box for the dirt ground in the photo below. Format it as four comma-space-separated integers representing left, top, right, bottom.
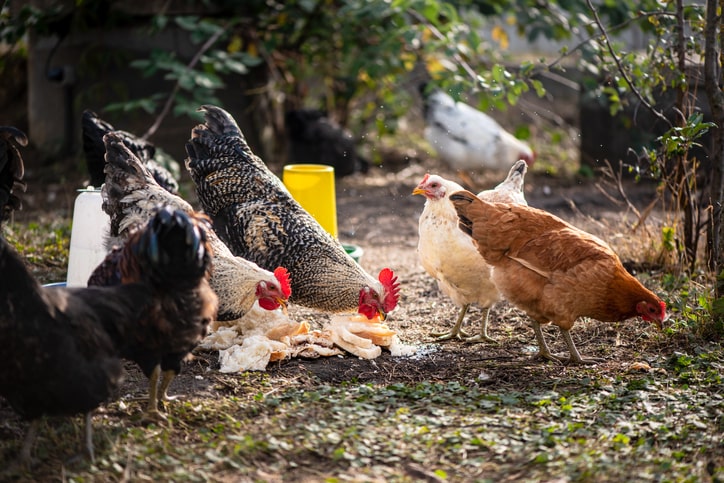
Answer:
123, 152, 670, 397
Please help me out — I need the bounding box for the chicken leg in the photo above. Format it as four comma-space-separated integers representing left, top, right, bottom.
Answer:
531, 321, 562, 363
158, 369, 177, 402
19, 419, 39, 465
559, 328, 603, 365
531, 321, 602, 365
82, 412, 95, 463
464, 306, 496, 343
431, 304, 471, 340
142, 365, 166, 422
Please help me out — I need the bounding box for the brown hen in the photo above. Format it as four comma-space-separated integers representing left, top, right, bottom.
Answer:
450, 190, 666, 364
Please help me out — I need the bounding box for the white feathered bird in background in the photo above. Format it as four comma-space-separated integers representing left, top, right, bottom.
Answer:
413, 160, 528, 342
420, 85, 535, 187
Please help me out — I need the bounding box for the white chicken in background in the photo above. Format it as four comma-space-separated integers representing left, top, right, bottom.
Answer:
413, 160, 528, 342
420, 85, 535, 188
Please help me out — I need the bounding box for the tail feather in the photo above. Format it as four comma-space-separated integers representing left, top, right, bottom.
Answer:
449, 190, 479, 237
83, 110, 179, 193
0, 126, 27, 224
131, 207, 213, 287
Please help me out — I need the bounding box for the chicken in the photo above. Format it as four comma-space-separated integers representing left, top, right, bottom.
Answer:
413, 160, 528, 342
99, 132, 291, 322
87, 205, 218, 421
286, 109, 369, 177
185, 105, 400, 320
0, 126, 27, 223
0, 136, 158, 461
82, 109, 180, 193
0, 234, 157, 463
420, 85, 535, 188
449, 190, 667, 364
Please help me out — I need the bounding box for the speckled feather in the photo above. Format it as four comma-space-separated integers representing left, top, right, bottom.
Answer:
82, 109, 179, 194
100, 133, 286, 321
185, 105, 387, 313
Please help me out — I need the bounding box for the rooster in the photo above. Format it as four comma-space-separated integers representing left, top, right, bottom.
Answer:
449, 190, 667, 364
88, 206, 218, 421
0, 126, 27, 223
420, 85, 535, 188
82, 109, 179, 193
413, 160, 528, 342
185, 105, 400, 320
98, 132, 291, 322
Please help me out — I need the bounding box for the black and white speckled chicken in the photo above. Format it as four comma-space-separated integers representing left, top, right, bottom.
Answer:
185, 105, 400, 320
0, 126, 27, 223
98, 132, 290, 322
87, 205, 218, 421
82, 109, 179, 193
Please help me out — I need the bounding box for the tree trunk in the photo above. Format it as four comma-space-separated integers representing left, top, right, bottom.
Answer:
704, 0, 724, 300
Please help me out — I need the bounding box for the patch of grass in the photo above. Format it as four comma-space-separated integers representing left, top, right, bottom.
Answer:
2, 218, 70, 283
5, 351, 721, 482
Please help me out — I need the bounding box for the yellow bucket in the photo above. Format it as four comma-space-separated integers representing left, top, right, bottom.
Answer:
283, 164, 338, 238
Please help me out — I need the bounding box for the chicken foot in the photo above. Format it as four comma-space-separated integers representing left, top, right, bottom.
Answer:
559, 328, 603, 365
431, 304, 471, 340
464, 306, 496, 343
142, 365, 167, 423
531, 322, 602, 365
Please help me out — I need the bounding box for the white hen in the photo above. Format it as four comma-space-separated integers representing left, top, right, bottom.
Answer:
413, 160, 528, 342
421, 87, 534, 187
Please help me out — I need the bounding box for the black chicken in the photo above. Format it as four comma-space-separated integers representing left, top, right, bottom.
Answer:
285, 109, 369, 177
0, 126, 27, 223
0, 233, 154, 463
88, 205, 218, 421
82, 110, 180, 194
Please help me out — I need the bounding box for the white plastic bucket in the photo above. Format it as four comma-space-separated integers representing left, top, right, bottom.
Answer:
66, 188, 110, 287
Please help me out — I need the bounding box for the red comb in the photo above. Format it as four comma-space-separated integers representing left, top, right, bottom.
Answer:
379, 268, 400, 312
274, 267, 292, 298
421, 173, 430, 183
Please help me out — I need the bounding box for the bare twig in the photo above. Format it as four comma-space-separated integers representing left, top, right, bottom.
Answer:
585, 0, 673, 129
142, 21, 234, 141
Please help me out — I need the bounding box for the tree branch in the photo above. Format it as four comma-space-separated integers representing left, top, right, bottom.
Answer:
142, 21, 233, 140
585, 0, 672, 129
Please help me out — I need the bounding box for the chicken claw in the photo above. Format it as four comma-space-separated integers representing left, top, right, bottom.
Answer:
430, 304, 472, 340
531, 322, 602, 365
463, 307, 497, 344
